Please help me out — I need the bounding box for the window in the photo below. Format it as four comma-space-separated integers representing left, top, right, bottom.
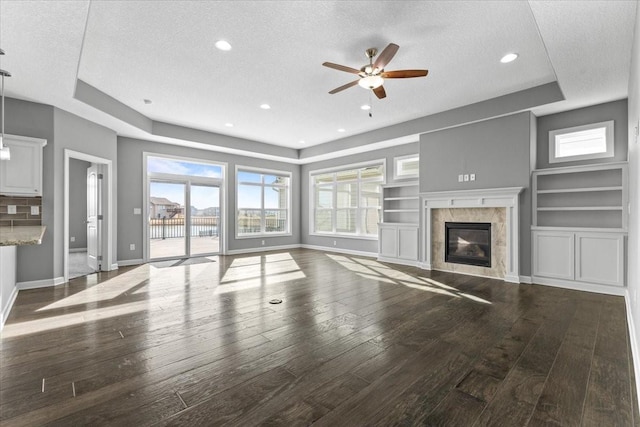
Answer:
549, 120, 614, 164
394, 154, 419, 179
236, 167, 291, 237
311, 162, 384, 238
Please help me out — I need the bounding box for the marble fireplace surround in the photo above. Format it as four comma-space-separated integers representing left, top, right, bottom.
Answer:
420, 187, 524, 283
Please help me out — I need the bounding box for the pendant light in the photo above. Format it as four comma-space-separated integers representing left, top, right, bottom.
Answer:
0, 48, 11, 161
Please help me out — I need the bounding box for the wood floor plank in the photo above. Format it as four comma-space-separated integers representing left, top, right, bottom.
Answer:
0, 248, 635, 426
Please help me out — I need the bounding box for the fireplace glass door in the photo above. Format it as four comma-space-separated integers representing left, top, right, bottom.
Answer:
445, 222, 491, 267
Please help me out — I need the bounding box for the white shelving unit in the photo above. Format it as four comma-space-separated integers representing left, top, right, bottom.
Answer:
531, 162, 628, 294
378, 181, 419, 266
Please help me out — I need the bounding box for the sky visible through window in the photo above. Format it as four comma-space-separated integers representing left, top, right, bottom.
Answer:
148, 156, 221, 209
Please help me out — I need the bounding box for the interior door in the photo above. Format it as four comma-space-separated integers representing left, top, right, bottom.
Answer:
86, 164, 100, 271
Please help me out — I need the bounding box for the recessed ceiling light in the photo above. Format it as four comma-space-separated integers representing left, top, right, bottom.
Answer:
337, 128, 346, 133
361, 105, 371, 110
260, 104, 271, 110
299, 140, 306, 144
215, 40, 232, 51
500, 53, 518, 63
225, 123, 234, 127
143, 99, 152, 104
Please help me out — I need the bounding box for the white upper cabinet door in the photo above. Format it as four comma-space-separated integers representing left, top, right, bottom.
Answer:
0, 135, 46, 196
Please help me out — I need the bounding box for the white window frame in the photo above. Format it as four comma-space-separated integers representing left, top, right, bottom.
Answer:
309, 159, 386, 240
549, 120, 614, 164
393, 154, 419, 180
235, 165, 292, 239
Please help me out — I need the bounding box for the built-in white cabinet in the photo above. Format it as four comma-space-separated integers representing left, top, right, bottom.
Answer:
0, 135, 47, 197
531, 162, 627, 293
378, 181, 419, 265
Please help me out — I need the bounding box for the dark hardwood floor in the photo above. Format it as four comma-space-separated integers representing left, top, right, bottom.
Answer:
0, 248, 637, 426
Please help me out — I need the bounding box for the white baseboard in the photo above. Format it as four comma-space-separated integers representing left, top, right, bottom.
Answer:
519, 275, 533, 284
0, 285, 19, 331
17, 276, 65, 290
300, 244, 376, 258
530, 275, 626, 296
69, 247, 87, 253
227, 244, 302, 255
109, 263, 119, 271
117, 259, 144, 267
625, 290, 640, 414
418, 262, 432, 270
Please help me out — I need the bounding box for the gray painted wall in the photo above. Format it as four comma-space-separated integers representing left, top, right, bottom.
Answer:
2, 98, 118, 283
116, 137, 301, 262
536, 99, 628, 169
2, 98, 55, 283
69, 159, 91, 249
53, 109, 118, 279
300, 142, 420, 254
420, 112, 535, 276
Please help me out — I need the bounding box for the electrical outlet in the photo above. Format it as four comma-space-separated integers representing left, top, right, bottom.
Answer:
7, 205, 16, 214
70, 236, 76, 242
470, 173, 476, 181
129, 244, 135, 251
31, 206, 40, 215
463, 174, 469, 182
458, 174, 463, 182
333, 240, 337, 246
261, 240, 265, 245
133, 208, 141, 215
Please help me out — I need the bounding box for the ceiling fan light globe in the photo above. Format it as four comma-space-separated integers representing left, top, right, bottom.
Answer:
358, 75, 384, 90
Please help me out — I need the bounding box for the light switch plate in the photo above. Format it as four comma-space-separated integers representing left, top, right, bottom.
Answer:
7, 205, 16, 214
458, 174, 463, 182
133, 208, 141, 215
31, 206, 40, 215
470, 174, 476, 181
463, 174, 469, 182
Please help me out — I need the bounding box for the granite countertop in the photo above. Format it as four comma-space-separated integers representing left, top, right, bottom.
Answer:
0, 226, 46, 246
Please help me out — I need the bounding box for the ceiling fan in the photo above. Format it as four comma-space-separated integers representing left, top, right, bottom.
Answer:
323, 43, 428, 99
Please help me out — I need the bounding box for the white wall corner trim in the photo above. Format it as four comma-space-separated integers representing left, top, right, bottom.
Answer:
420, 187, 524, 283
300, 244, 377, 259
625, 290, 640, 413
519, 275, 532, 284
0, 285, 19, 331
17, 277, 66, 290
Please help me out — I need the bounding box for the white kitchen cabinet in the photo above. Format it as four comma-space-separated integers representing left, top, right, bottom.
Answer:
0, 135, 47, 197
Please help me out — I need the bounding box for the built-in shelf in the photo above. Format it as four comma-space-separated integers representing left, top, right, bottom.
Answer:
532, 162, 628, 230
384, 209, 420, 213
379, 181, 420, 266
384, 196, 419, 201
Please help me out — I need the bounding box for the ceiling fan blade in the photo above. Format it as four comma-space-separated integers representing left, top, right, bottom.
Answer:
323, 62, 361, 74
329, 80, 360, 94
373, 43, 399, 69
373, 85, 386, 99
381, 69, 429, 79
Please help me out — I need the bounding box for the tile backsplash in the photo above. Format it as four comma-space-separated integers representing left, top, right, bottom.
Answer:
0, 195, 42, 227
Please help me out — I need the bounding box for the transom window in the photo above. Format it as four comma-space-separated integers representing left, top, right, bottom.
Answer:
236, 167, 291, 237
394, 154, 419, 179
311, 162, 384, 237
549, 120, 614, 164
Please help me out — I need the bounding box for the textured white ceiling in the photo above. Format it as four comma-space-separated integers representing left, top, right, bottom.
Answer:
0, 0, 636, 153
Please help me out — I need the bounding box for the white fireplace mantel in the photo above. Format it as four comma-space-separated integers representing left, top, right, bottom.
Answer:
420, 187, 524, 283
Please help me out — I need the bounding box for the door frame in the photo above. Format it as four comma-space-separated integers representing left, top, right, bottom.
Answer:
142, 152, 227, 262
64, 150, 115, 282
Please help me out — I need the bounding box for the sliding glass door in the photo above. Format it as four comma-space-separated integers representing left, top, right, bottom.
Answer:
146, 154, 224, 261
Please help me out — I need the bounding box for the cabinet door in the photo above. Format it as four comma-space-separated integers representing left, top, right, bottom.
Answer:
0, 137, 44, 196
379, 226, 398, 258
533, 231, 574, 280
397, 226, 418, 260
576, 233, 624, 287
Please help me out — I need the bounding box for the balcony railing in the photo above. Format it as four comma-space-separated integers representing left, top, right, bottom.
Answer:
149, 216, 219, 239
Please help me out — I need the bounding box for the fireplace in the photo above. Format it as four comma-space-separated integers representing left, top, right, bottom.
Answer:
445, 222, 491, 267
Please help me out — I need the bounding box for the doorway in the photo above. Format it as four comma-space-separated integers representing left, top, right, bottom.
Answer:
145, 154, 224, 261
64, 150, 114, 282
